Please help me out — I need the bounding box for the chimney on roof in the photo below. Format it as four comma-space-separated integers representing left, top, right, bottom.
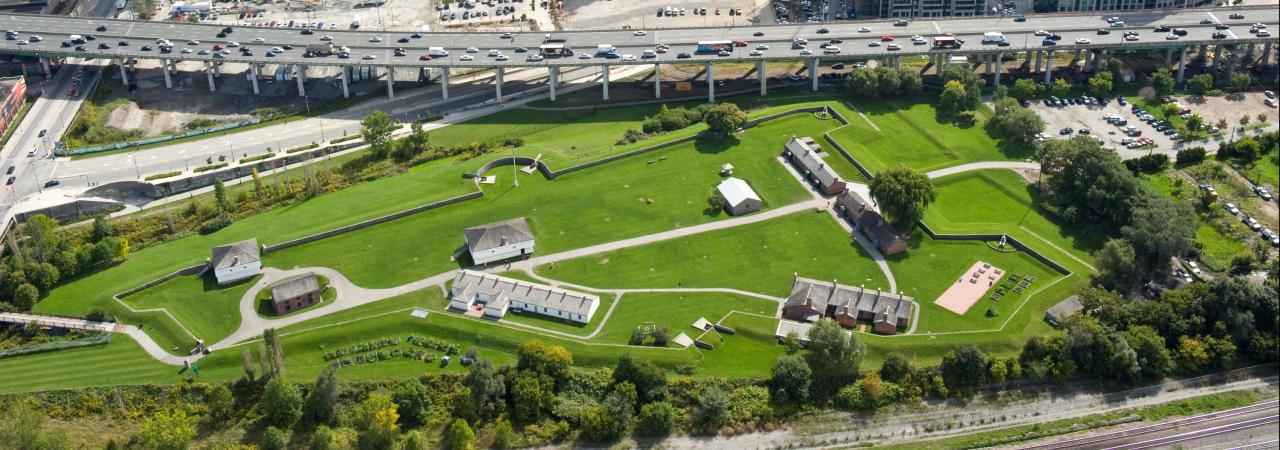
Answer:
501, 235, 508, 246
232, 256, 239, 266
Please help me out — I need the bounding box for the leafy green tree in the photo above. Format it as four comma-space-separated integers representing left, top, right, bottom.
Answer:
392, 378, 432, 428
509, 370, 553, 425
1122, 195, 1196, 274
874, 67, 903, 95
0, 402, 69, 450
1228, 73, 1250, 92
1149, 68, 1175, 95
843, 68, 878, 98
403, 430, 427, 450
1177, 335, 1210, 372
704, 103, 747, 135
941, 344, 989, 389
1187, 73, 1214, 95
612, 354, 667, 403
360, 110, 396, 159
636, 401, 677, 436
213, 179, 231, 212
1088, 71, 1114, 97
136, 408, 196, 450
869, 165, 936, 230
1094, 239, 1137, 291
805, 319, 866, 395
354, 393, 399, 450
1013, 78, 1043, 101
1124, 325, 1173, 379
12, 283, 38, 310
260, 426, 286, 450
879, 352, 912, 383
516, 340, 573, 383
1186, 114, 1205, 132
1107, 59, 1125, 86
447, 419, 476, 450
693, 385, 731, 433
310, 425, 337, 450
302, 368, 341, 426
91, 216, 113, 242
491, 417, 520, 449
1038, 137, 1141, 225
262, 377, 303, 427
938, 80, 969, 116
207, 383, 236, 424
1051, 78, 1071, 98
462, 359, 506, 420
990, 98, 1046, 147
770, 354, 811, 404
897, 69, 923, 95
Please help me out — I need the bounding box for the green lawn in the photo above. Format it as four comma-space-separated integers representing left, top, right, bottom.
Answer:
264, 114, 822, 288
829, 98, 1033, 174
535, 211, 889, 297
1236, 150, 1279, 189
594, 292, 778, 345
120, 274, 258, 351
0, 338, 178, 393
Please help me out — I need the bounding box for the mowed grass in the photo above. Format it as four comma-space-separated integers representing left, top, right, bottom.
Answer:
121, 274, 257, 350
264, 114, 825, 288
594, 292, 778, 345
535, 211, 890, 297
830, 98, 1033, 174
0, 338, 179, 393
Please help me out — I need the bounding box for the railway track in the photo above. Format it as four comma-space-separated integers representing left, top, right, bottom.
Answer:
1025, 400, 1279, 450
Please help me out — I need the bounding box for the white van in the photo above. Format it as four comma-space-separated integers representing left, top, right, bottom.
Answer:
597, 44, 615, 54
428, 47, 449, 57
982, 32, 1005, 43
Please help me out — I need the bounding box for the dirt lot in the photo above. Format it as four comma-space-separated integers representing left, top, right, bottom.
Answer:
562, 0, 773, 30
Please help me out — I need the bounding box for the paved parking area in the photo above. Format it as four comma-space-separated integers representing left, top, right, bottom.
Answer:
1031, 99, 1178, 159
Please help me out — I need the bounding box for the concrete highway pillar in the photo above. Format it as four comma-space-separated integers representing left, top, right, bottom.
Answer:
993, 52, 1003, 86
386, 67, 395, 100
549, 66, 559, 102
1263, 43, 1273, 68
249, 64, 259, 95
162, 60, 173, 88
1198, 44, 1209, 62
1073, 49, 1082, 68
1164, 47, 1174, 67
984, 54, 993, 77
340, 65, 350, 98
39, 57, 50, 77
1176, 46, 1188, 83
204, 61, 216, 92
936, 54, 945, 75
809, 57, 819, 91
757, 60, 766, 96
601, 65, 609, 100
706, 62, 715, 103
441, 70, 449, 99
1044, 51, 1055, 85
654, 64, 661, 99
1034, 50, 1043, 73
1244, 43, 1256, 66
1094, 49, 1107, 74
1024, 50, 1033, 66
295, 65, 306, 97
892, 56, 900, 70
495, 67, 504, 102
117, 61, 129, 86
128, 58, 136, 72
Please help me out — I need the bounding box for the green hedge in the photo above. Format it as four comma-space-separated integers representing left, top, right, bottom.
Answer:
0, 333, 111, 360
144, 171, 182, 181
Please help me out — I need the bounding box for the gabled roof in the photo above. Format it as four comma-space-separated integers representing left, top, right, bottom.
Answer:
836, 190, 872, 221
716, 177, 761, 207
453, 270, 597, 316
1047, 295, 1084, 320
271, 273, 320, 302
785, 137, 842, 190
465, 218, 533, 252
784, 275, 913, 323
857, 212, 905, 248
211, 238, 260, 270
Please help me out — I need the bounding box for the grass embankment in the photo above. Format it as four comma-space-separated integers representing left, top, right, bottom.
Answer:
0, 99, 32, 147
120, 274, 257, 350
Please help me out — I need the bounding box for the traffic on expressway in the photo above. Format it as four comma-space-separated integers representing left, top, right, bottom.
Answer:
0, 7, 1276, 69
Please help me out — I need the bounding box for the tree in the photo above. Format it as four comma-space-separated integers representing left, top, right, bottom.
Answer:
941, 344, 989, 389
1107, 58, 1125, 86
869, 165, 936, 230
516, 340, 573, 382
990, 98, 1046, 147
1187, 73, 1214, 95
262, 377, 303, 427
491, 418, 519, 449
844, 68, 878, 98
1148, 68, 1175, 95
805, 319, 866, 395
509, 370, 553, 425
1122, 195, 1196, 274
360, 110, 396, 159
693, 385, 731, 433
1177, 335, 1210, 372
938, 80, 969, 116
302, 369, 341, 426
260, 426, 286, 450
461, 360, 506, 420
880, 352, 912, 383
207, 383, 236, 424
91, 216, 113, 242
136, 408, 196, 450
22, 214, 60, 264
1051, 78, 1071, 98
1088, 72, 1114, 98
874, 67, 903, 95
1013, 78, 1043, 101
1228, 72, 1250, 92
392, 378, 431, 428
310, 425, 337, 450
12, 283, 38, 310
1124, 325, 1173, 379
1094, 239, 1137, 291
354, 393, 399, 450
704, 103, 746, 135
612, 354, 667, 403
770, 354, 811, 404
251, 167, 263, 198
897, 69, 923, 95
636, 401, 677, 436
213, 179, 231, 212
447, 419, 476, 450
1186, 114, 1205, 132
0, 402, 68, 450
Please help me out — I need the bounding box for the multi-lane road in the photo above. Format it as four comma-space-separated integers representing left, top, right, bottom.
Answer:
0, 7, 1276, 69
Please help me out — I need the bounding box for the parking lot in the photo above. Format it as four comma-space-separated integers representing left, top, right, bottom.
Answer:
1031, 96, 1182, 158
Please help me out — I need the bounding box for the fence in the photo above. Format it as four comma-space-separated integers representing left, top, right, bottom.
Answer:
58, 119, 263, 156
916, 222, 1074, 276
262, 191, 484, 254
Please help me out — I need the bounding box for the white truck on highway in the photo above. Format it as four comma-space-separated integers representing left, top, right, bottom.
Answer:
428, 47, 449, 57
982, 31, 1006, 44
596, 44, 615, 55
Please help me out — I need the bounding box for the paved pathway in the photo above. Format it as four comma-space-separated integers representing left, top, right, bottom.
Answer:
925, 161, 1040, 179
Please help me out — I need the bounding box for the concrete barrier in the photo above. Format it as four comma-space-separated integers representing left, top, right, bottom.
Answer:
114, 264, 208, 300
262, 191, 484, 254
916, 222, 1074, 276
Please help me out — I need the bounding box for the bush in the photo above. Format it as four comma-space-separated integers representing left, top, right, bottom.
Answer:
193, 162, 229, 173
260, 426, 285, 450
198, 214, 233, 234
1124, 153, 1170, 174
144, 171, 182, 181
642, 105, 705, 134
1176, 147, 1207, 166
636, 401, 677, 436
239, 153, 275, 164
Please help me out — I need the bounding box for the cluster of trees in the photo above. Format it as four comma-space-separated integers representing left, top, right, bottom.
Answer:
641, 104, 714, 134
841, 67, 924, 99
1149, 68, 1251, 97
0, 216, 127, 311
1216, 131, 1278, 163
989, 88, 1047, 147
1123, 153, 1170, 174
620, 103, 747, 144
937, 67, 984, 118
1022, 279, 1278, 384
1038, 137, 1196, 290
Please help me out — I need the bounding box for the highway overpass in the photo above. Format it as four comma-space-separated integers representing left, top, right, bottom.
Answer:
0, 6, 1275, 102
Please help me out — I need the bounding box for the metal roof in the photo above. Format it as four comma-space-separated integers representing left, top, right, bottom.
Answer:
453, 270, 597, 316
716, 177, 760, 208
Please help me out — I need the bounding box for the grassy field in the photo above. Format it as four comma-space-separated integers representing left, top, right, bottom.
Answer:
0, 338, 178, 393
593, 292, 779, 345
120, 274, 258, 351
535, 211, 889, 297
829, 98, 1033, 174
264, 113, 822, 288
1236, 149, 1279, 188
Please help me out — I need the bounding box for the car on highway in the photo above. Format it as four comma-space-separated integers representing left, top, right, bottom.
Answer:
1230, 13, 1245, 19
579, 53, 593, 59
418, 54, 431, 61
749, 50, 762, 56
1075, 38, 1090, 44
252, 37, 265, 43
1034, 29, 1049, 36
1042, 38, 1057, 46
528, 54, 544, 62
141, 45, 152, 51
15, 39, 26, 45
823, 46, 841, 54
369, 36, 382, 42
868, 41, 881, 47
1154, 25, 1171, 32
319, 35, 333, 41
881, 35, 894, 41
43, 180, 58, 188
98, 43, 110, 49
886, 44, 900, 51
488, 49, 501, 56
393, 49, 406, 57
716, 50, 730, 57
37, 129, 46, 137
677, 52, 691, 58
362, 54, 375, 60
1165, 34, 1180, 40
800, 48, 813, 55
753, 31, 764, 37
816, 28, 829, 34
460, 54, 474, 61
1125, 34, 1140, 41
397, 37, 409, 43
1013, 15, 1026, 22
1213, 32, 1228, 39
118, 40, 129, 46
5, 177, 13, 186
1200, 18, 1214, 24
858, 27, 871, 32
466, 47, 478, 53
4, 166, 12, 175
75, 45, 87, 51
496, 54, 510, 61
96, 25, 107, 31
187, 40, 199, 45
756, 44, 769, 50
633, 30, 646, 36
301, 28, 313, 35
1259, 30, 1272, 37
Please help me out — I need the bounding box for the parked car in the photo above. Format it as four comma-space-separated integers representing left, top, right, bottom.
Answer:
1224, 202, 1240, 215
1256, 186, 1273, 201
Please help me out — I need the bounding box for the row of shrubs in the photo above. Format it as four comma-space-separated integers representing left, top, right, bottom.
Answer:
329, 347, 440, 369
0, 332, 110, 360
322, 337, 401, 361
